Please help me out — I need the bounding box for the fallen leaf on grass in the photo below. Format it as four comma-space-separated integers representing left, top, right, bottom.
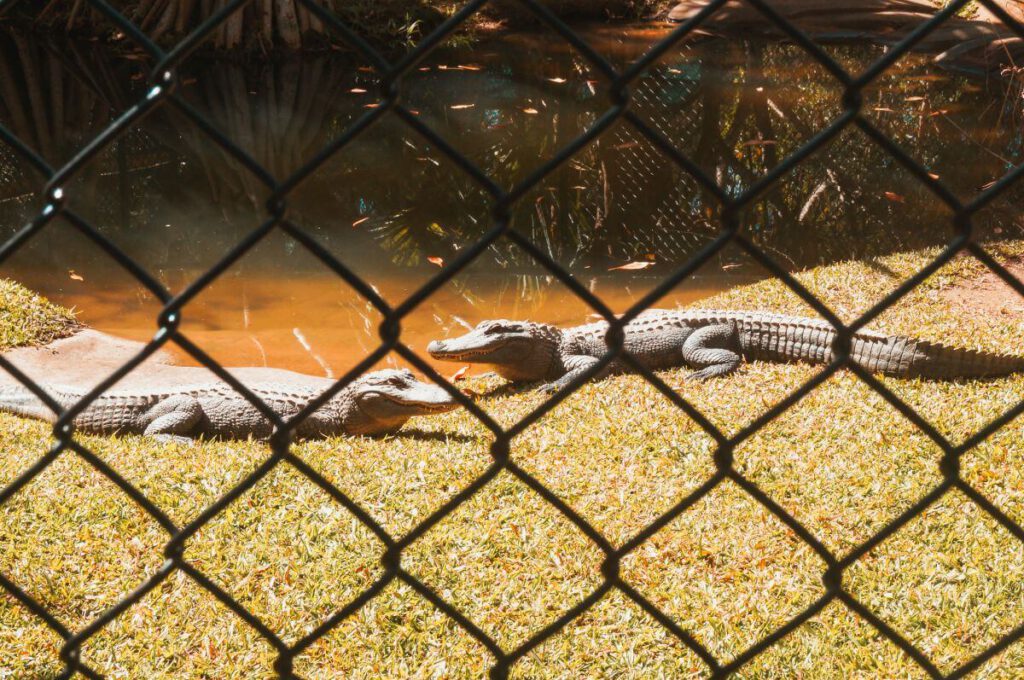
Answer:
450, 104, 475, 110
427, 256, 445, 267
523, 108, 539, 114
609, 261, 655, 271
883, 191, 905, 203
352, 217, 369, 228
69, 270, 84, 281
349, 88, 367, 94
547, 77, 567, 84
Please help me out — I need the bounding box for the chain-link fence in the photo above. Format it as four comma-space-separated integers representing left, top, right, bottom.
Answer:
1, 0, 1023, 677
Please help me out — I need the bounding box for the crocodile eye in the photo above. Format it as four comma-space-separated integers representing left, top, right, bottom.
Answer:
484, 324, 505, 334
387, 376, 406, 387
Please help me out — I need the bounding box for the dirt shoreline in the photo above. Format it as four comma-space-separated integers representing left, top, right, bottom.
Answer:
0, 328, 340, 394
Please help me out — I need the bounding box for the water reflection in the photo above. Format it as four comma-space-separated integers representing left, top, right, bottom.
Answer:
0, 28, 1021, 368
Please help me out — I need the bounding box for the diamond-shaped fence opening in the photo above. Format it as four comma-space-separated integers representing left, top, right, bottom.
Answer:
0, 0, 1023, 676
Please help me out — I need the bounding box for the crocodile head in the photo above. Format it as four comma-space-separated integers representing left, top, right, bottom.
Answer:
346, 369, 458, 435
427, 319, 562, 382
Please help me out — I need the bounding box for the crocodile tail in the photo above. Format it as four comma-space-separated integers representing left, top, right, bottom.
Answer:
850, 334, 1024, 379
0, 384, 60, 422
907, 340, 1024, 379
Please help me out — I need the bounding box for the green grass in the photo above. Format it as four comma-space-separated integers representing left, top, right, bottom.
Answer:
0, 279, 77, 352
2, 242, 1024, 678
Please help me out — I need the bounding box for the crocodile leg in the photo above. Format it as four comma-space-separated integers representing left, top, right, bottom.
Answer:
682, 323, 741, 381
143, 395, 204, 441
538, 355, 601, 394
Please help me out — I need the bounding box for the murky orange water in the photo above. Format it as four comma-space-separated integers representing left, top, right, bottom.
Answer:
31, 272, 737, 378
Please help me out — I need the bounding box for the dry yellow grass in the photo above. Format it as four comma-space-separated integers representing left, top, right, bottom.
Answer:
0, 279, 77, 351
1, 241, 1022, 678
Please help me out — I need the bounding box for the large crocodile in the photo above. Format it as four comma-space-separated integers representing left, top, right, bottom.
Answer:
427, 309, 1024, 391
0, 368, 458, 440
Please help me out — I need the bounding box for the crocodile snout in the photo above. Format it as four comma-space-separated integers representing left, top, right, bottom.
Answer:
427, 340, 446, 355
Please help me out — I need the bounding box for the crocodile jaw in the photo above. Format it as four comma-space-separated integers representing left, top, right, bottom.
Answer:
427, 337, 512, 362
374, 383, 459, 415
428, 322, 562, 382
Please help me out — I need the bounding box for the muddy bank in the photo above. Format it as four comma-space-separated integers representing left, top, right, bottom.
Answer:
0, 329, 339, 395
667, 0, 1024, 72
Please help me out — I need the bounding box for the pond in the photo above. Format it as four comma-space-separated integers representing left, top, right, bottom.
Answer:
1, 26, 1022, 375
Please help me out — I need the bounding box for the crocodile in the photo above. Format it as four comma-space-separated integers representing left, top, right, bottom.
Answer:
0, 368, 458, 440
427, 309, 1024, 391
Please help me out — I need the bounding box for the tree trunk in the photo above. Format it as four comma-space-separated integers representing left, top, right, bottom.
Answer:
275, 0, 302, 50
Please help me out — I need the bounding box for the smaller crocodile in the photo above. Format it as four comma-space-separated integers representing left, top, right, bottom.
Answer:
427, 309, 1024, 391
0, 369, 458, 440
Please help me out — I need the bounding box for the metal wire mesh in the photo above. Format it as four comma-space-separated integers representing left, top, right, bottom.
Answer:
1, 0, 1023, 677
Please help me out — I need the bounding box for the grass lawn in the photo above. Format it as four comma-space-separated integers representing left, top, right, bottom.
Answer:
1, 241, 1023, 678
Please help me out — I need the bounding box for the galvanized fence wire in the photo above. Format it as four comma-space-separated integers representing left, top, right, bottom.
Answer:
1, 0, 1023, 676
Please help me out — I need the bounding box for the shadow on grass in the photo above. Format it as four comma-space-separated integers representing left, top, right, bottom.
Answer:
392, 428, 481, 444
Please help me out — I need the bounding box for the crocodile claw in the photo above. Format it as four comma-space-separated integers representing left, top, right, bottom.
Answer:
537, 382, 559, 395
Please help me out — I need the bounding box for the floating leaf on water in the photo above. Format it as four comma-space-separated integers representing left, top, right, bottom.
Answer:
457, 64, 483, 71
883, 191, 906, 203
450, 104, 475, 110
449, 366, 470, 382
69, 270, 84, 281
523, 108, 539, 114
349, 88, 367, 94
547, 77, 567, 83
905, 96, 926, 102
873, 107, 895, 112
352, 217, 369, 228
427, 256, 445, 267
608, 261, 655, 271
928, 172, 941, 180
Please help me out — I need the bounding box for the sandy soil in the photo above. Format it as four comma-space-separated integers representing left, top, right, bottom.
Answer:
941, 258, 1024, 317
